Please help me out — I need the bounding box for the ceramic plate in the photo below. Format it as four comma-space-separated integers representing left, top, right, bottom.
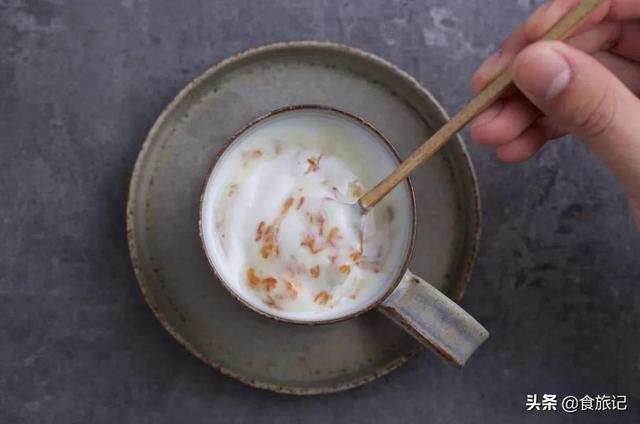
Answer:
126, 41, 480, 394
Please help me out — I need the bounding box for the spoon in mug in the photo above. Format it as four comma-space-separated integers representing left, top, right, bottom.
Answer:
357, 0, 605, 211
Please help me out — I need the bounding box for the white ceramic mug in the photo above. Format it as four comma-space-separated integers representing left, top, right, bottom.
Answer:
199, 105, 488, 367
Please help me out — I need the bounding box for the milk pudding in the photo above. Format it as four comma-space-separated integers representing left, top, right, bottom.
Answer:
200, 109, 413, 321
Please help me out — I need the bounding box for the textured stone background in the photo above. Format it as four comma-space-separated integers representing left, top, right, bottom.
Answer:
1, 0, 639, 423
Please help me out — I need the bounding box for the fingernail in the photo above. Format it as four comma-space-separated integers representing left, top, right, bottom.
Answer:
526, 0, 572, 40
540, 0, 572, 32
525, 1, 553, 39
472, 102, 503, 127
545, 69, 571, 100
473, 49, 505, 87
514, 44, 571, 100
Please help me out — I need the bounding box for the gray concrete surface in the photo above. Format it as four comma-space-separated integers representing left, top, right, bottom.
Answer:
1, 0, 639, 422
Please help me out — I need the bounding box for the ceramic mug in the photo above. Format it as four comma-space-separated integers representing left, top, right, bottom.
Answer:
199, 105, 488, 367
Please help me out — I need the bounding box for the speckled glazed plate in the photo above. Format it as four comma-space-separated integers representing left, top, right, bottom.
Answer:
127, 41, 480, 394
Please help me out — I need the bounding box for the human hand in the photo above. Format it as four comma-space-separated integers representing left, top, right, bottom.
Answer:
469, 0, 640, 228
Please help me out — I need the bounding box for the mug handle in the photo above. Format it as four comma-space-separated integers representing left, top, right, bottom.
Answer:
378, 270, 488, 367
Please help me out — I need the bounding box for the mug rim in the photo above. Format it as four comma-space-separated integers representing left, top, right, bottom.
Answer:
198, 104, 417, 325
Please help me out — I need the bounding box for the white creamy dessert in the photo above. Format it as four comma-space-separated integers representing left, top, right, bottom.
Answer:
201, 110, 413, 321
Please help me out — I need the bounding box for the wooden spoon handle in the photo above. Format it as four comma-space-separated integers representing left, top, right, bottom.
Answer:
359, 0, 605, 210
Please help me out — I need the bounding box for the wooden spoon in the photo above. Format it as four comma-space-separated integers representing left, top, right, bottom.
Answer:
358, 0, 605, 210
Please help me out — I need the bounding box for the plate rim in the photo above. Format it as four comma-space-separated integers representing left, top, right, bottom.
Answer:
126, 40, 481, 395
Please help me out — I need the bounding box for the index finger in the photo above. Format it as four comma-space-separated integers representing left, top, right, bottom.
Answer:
525, 0, 640, 40
471, 0, 640, 93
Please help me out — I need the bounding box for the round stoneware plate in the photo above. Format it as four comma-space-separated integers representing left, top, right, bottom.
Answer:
127, 41, 480, 395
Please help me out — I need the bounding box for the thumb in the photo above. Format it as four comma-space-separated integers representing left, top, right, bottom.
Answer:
512, 41, 640, 199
